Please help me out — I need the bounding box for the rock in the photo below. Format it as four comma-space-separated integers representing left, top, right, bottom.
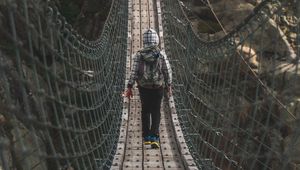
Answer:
245, 0, 262, 5
234, 96, 252, 125
284, 98, 300, 120
212, 0, 254, 31
11, 122, 47, 170
268, 63, 300, 166
0, 137, 10, 170
250, 19, 297, 61
237, 45, 259, 71
186, 0, 297, 61
218, 45, 259, 78
0, 114, 6, 125
283, 133, 300, 164
186, 0, 256, 38
190, 18, 222, 34
289, 33, 297, 41
0, 10, 3, 27
275, 67, 300, 119
0, 0, 7, 5
187, 0, 254, 33
191, 6, 216, 21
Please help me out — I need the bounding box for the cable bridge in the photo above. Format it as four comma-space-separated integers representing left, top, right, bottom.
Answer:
0, 0, 299, 169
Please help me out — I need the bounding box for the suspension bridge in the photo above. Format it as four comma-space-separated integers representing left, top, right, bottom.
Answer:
0, 0, 299, 170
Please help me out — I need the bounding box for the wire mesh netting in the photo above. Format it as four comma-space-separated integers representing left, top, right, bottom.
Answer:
0, 0, 300, 169
0, 0, 128, 169
161, 0, 300, 169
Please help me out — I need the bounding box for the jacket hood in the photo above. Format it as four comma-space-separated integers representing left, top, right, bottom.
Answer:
143, 29, 159, 47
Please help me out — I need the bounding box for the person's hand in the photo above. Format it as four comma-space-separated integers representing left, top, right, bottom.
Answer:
124, 87, 133, 99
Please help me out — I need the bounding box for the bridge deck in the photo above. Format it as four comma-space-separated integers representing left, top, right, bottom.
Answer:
111, 0, 197, 169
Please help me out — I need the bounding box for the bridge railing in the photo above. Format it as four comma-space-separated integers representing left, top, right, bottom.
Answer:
0, 0, 128, 169
161, 0, 300, 169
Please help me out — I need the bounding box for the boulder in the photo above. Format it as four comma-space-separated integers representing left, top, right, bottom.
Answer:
212, 0, 254, 31
250, 19, 297, 61
283, 133, 300, 165
237, 45, 259, 71
186, 0, 297, 61
0, 136, 10, 170
10, 122, 47, 170
188, 0, 254, 35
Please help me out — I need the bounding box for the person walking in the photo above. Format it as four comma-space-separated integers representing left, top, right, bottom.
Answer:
124, 28, 172, 149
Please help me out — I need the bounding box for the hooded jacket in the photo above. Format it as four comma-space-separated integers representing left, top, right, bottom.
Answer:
127, 29, 172, 88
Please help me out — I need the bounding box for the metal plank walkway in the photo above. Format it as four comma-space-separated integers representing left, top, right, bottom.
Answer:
111, 0, 197, 169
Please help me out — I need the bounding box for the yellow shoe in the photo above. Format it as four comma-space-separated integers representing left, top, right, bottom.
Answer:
151, 141, 160, 149
151, 135, 160, 149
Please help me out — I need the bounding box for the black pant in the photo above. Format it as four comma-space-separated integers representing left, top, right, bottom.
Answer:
139, 87, 164, 137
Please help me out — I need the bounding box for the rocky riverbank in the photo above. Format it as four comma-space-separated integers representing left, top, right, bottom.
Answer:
55, 0, 111, 40
181, 0, 300, 169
